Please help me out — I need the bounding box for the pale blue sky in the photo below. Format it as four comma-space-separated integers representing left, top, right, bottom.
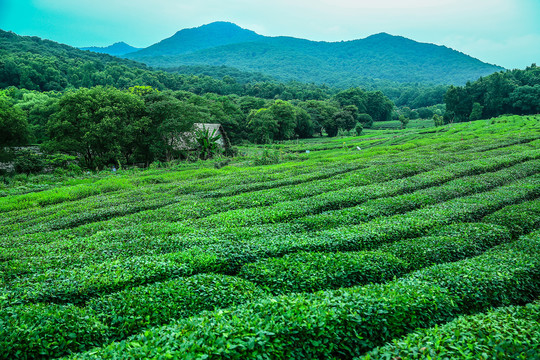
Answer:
1, 0, 539, 69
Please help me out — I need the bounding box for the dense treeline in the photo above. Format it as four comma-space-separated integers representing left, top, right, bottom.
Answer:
444, 65, 540, 122
0, 84, 393, 169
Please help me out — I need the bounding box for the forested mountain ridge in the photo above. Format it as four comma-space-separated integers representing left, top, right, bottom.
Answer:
80, 42, 141, 56
0, 29, 333, 100
129, 22, 263, 57
122, 22, 504, 86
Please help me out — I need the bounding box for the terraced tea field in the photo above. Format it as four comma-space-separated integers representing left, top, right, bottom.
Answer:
1, 116, 540, 359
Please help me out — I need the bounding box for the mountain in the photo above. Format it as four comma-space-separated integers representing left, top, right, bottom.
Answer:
125, 22, 504, 86
81, 42, 141, 56
129, 21, 263, 57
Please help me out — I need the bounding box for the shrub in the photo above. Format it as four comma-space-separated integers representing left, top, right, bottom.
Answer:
361, 301, 540, 360
483, 198, 540, 238
238, 251, 407, 294
0, 303, 107, 359
67, 280, 459, 359
88, 274, 268, 340
405, 239, 540, 314
380, 223, 511, 270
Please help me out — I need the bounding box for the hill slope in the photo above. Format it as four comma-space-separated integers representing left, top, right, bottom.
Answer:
81, 42, 141, 56
130, 21, 263, 57
125, 22, 504, 86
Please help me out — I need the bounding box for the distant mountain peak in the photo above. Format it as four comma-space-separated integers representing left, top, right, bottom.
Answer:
128, 21, 262, 57
81, 42, 141, 56
124, 22, 504, 86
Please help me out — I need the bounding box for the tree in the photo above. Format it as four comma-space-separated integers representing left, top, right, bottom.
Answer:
47, 86, 146, 168
510, 85, 540, 114
399, 115, 409, 129
270, 100, 297, 141
469, 102, 484, 121
357, 113, 373, 128
333, 111, 355, 134
433, 114, 444, 127
355, 123, 363, 136
365, 91, 394, 122
299, 100, 340, 137
294, 107, 314, 138
143, 91, 201, 162
334, 88, 368, 113
0, 98, 29, 149
247, 108, 279, 144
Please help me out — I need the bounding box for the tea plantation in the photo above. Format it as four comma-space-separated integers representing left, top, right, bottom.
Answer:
1, 116, 540, 359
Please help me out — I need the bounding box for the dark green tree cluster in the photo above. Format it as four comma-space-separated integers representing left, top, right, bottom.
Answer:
1, 83, 396, 167
444, 65, 540, 122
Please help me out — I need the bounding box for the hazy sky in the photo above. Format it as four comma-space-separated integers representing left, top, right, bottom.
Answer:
1, 0, 539, 69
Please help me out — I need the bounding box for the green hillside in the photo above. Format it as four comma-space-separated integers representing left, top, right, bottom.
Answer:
1, 116, 539, 358
125, 22, 504, 86
0, 29, 337, 100
130, 21, 263, 57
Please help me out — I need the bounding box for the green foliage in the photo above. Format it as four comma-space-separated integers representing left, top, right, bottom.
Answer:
68, 280, 459, 359
88, 274, 267, 340
399, 115, 409, 129
46, 86, 146, 168
483, 198, 540, 238
380, 223, 511, 270
239, 251, 407, 294
362, 301, 540, 360
469, 102, 484, 120
128, 24, 503, 86
355, 122, 363, 136
445, 65, 540, 121
357, 113, 373, 128
433, 113, 444, 126
13, 149, 45, 175
1, 117, 540, 358
195, 126, 223, 160
405, 239, 540, 314
0, 303, 108, 359
0, 98, 29, 148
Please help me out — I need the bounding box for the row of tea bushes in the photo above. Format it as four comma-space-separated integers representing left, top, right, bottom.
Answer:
237, 222, 511, 294
238, 251, 407, 295
294, 159, 540, 231
0, 274, 268, 359
360, 301, 540, 360
483, 198, 540, 238
2, 144, 535, 254
0, 151, 366, 219
264, 175, 540, 255
66, 235, 540, 359
3, 150, 532, 278
0, 225, 524, 359
101, 157, 435, 227
380, 223, 512, 270
195, 152, 540, 229
3, 175, 538, 305
0, 154, 430, 236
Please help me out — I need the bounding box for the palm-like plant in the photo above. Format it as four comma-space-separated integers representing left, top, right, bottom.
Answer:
195, 126, 222, 160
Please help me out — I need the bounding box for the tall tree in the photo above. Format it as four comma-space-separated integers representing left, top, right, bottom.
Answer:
0, 98, 29, 149
47, 86, 146, 168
